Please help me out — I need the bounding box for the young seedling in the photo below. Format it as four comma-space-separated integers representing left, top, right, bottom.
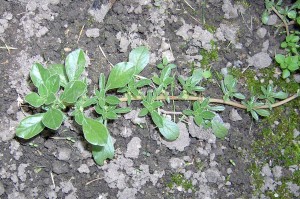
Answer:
16, 47, 299, 165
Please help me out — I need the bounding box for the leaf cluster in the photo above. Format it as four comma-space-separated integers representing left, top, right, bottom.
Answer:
16, 46, 292, 165
262, 0, 300, 78
221, 75, 245, 101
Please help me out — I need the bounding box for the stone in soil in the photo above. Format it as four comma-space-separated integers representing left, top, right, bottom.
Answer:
247, 52, 272, 69
125, 137, 141, 159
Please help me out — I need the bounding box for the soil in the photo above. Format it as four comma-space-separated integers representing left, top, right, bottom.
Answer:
0, 0, 299, 199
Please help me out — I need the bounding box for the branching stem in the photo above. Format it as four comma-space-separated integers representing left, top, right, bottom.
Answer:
119, 93, 299, 110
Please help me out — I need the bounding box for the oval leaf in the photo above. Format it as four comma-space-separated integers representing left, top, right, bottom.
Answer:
30, 63, 50, 88
129, 46, 150, 74
273, 91, 288, 99
106, 95, 120, 105
82, 118, 108, 146
61, 81, 87, 103
150, 111, 163, 128
106, 62, 135, 90
25, 92, 45, 108
38, 83, 48, 98
202, 111, 215, 119
45, 74, 60, 94
16, 113, 45, 139
48, 64, 68, 87
92, 135, 114, 166
255, 109, 270, 117
233, 93, 246, 100
65, 49, 86, 81
158, 117, 179, 141
42, 108, 64, 130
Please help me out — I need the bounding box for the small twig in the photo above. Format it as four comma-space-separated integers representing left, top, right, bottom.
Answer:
99, 45, 114, 68
181, 3, 201, 24
0, 46, 17, 50
183, 0, 195, 11
159, 108, 182, 115
50, 136, 74, 140
50, 171, 55, 188
77, 24, 85, 43
85, 177, 104, 186
271, 6, 289, 36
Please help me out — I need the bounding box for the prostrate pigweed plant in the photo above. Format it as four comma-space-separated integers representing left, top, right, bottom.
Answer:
16, 47, 300, 165
262, 0, 300, 78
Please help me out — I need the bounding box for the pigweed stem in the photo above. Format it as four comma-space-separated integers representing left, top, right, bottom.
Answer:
119, 93, 299, 110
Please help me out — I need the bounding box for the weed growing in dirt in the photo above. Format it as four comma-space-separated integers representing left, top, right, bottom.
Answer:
167, 173, 195, 192
262, 0, 300, 78
16, 47, 299, 165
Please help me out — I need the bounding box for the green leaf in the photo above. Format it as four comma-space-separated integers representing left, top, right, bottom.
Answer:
287, 61, 299, 72
275, 54, 285, 64
45, 92, 56, 105
194, 115, 203, 126
113, 107, 131, 114
136, 79, 151, 87
152, 76, 161, 85
139, 108, 149, 117
255, 109, 270, 117
106, 62, 135, 90
183, 109, 193, 116
211, 120, 228, 139
129, 46, 150, 74
158, 117, 179, 141
42, 108, 64, 130
209, 106, 225, 112
202, 111, 215, 119
30, 63, 50, 88
224, 75, 236, 90
150, 111, 163, 128
45, 75, 60, 94
106, 111, 118, 120
99, 73, 106, 90
281, 42, 288, 48
38, 83, 48, 98
61, 81, 87, 103
202, 70, 212, 79
162, 57, 168, 65
262, 10, 269, 24
233, 93, 246, 100
65, 49, 86, 81
288, 10, 297, 19
190, 69, 203, 85
250, 110, 259, 121
106, 96, 120, 105
193, 101, 201, 110
288, 35, 299, 43
25, 92, 45, 107
82, 117, 108, 146
74, 111, 84, 125
92, 135, 114, 166
282, 69, 290, 79
273, 91, 288, 99
16, 113, 45, 139
82, 97, 97, 108
48, 64, 68, 87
